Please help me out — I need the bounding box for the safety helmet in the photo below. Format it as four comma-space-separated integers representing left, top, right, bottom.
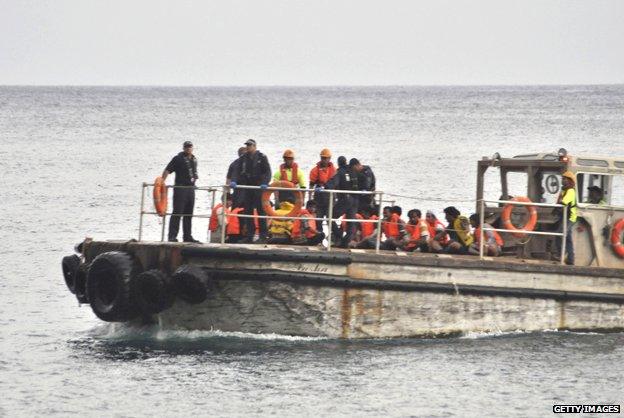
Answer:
320, 148, 332, 158
283, 149, 295, 158
562, 171, 576, 182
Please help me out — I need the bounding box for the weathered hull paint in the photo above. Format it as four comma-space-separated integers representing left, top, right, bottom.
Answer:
83, 240, 624, 338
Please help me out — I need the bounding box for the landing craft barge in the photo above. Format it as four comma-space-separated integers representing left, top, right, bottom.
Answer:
62, 150, 624, 338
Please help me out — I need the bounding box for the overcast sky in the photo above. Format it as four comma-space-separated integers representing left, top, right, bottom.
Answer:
1, 0, 623, 86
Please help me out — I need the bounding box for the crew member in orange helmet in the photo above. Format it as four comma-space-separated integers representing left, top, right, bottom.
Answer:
309, 148, 336, 223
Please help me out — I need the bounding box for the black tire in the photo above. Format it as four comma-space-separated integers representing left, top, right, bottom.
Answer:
62, 255, 81, 294
173, 265, 213, 304
132, 269, 175, 315
75, 263, 89, 304
86, 251, 139, 322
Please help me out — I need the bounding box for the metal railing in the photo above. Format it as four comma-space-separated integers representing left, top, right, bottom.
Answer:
139, 183, 385, 253
478, 199, 568, 264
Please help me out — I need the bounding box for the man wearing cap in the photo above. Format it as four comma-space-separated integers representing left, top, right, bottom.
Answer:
273, 149, 306, 204
587, 186, 606, 205
309, 148, 336, 222
230, 139, 272, 243
162, 141, 199, 243
325, 157, 361, 247
557, 171, 578, 264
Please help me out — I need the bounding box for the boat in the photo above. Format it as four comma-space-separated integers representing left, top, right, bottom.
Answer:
61, 149, 624, 338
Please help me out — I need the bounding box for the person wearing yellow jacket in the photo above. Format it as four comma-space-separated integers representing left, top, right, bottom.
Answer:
267, 199, 295, 245
443, 206, 478, 255
557, 171, 578, 264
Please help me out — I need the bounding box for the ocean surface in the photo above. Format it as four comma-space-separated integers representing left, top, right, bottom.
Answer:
1, 85, 623, 416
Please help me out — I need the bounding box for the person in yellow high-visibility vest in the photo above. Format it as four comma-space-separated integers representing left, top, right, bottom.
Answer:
557, 171, 578, 265
273, 149, 306, 204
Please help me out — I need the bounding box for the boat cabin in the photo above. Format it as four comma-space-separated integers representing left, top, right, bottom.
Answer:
476, 149, 624, 268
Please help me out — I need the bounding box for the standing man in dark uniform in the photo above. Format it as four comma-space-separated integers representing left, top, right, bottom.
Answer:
325, 156, 360, 247
162, 141, 200, 243
226, 146, 246, 208
230, 139, 272, 243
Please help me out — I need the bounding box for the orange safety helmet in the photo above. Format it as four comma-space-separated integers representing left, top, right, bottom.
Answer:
562, 170, 576, 183
283, 149, 295, 159
320, 148, 332, 158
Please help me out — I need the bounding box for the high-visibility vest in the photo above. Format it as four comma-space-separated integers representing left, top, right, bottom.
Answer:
280, 163, 300, 185
292, 209, 317, 239
309, 162, 336, 186
269, 202, 295, 236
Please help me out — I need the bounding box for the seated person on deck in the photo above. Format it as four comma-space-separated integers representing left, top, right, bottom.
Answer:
443, 206, 479, 255
425, 210, 449, 253
267, 197, 296, 245
380, 206, 407, 250
351, 206, 380, 249
291, 200, 326, 246
401, 209, 430, 252
209, 194, 245, 243
469, 213, 504, 257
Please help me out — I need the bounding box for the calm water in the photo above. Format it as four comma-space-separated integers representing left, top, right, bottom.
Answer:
1, 85, 623, 416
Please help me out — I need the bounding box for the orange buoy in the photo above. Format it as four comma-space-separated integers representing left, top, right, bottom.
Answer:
261, 180, 303, 218
610, 218, 624, 258
153, 177, 167, 216
501, 196, 538, 238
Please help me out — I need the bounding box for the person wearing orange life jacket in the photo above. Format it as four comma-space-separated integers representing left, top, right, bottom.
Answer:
273, 149, 306, 205
401, 209, 430, 252
209, 194, 245, 243
309, 148, 336, 223
469, 213, 503, 257
425, 210, 449, 253
352, 206, 381, 249
381, 206, 408, 250
291, 200, 326, 246
210, 194, 245, 243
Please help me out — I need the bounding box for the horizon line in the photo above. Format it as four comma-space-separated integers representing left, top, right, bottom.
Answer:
1, 82, 623, 88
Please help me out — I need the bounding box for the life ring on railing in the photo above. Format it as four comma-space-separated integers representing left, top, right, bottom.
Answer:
501, 196, 538, 238
261, 180, 303, 218
153, 176, 168, 216
610, 218, 624, 258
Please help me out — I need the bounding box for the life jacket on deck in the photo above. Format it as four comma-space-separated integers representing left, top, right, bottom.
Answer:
209, 204, 243, 235
427, 219, 449, 244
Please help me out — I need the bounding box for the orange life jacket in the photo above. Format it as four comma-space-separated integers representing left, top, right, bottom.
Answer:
309, 162, 336, 186
292, 209, 317, 239
475, 225, 504, 247
360, 214, 378, 238
209, 203, 223, 232
280, 162, 300, 185
226, 207, 244, 235
383, 213, 401, 239
427, 219, 449, 244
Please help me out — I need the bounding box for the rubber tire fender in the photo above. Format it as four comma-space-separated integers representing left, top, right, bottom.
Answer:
74, 262, 89, 304
86, 251, 140, 322
62, 255, 81, 294
132, 269, 175, 314
173, 265, 213, 305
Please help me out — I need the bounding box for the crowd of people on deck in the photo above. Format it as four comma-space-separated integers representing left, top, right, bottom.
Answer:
162, 139, 508, 256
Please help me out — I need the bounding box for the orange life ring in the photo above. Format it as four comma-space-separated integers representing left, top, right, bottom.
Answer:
501, 196, 538, 238
261, 180, 303, 219
153, 176, 168, 216
610, 218, 624, 258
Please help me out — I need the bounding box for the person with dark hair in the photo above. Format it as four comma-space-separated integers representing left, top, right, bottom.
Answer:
351, 205, 381, 249
381, 206, 407, 250
226, 146, 247, 208
348, 158, 376, 212
230, 139, 272, 243
587, 185, 606, 205
162, 141, 200, 243
291, 200, 326, 246
469, 213, 503, 256
402, 209, 430, 252
443, 206, 477, 255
